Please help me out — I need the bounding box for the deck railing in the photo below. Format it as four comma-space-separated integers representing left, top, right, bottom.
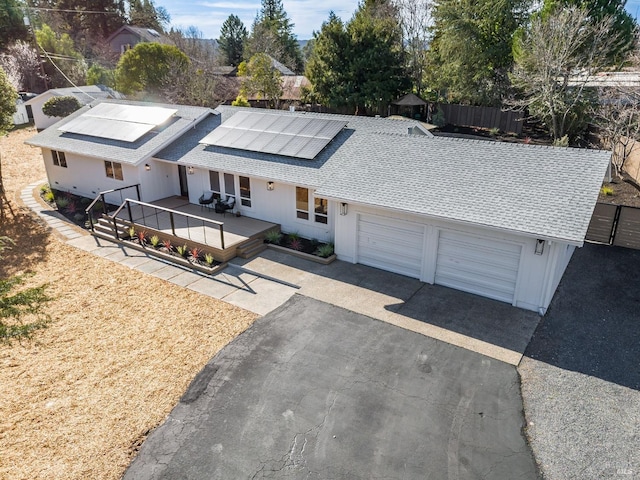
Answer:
85, 184, 141, 230
111, 198, 226, 250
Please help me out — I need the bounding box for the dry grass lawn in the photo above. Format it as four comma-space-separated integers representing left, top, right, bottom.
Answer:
0, 127, 258, 480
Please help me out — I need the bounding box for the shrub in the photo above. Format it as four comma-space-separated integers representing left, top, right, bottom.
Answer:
42, 95, 82, 118
55, 196, 69, 209
600, 186, 614, 196
288, 232, 300, 241
150, 235, 160, 247
204, 253, 215, 266
43, 191, 55, 203
40, 184, 51, 195
264, 229, 282, 244
137, 230, 147, 245
289, 238, 303, 251
315, 243, 334, 258
189, 247, 201, 261
176, 245, 188, 257
489, 127, 500, 136
162, 239, 172, 251
73, 213, 84, 222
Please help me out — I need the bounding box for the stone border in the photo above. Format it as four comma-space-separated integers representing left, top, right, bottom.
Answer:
266, 243, 337, 264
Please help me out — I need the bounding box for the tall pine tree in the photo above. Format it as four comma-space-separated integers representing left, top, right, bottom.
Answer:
218, 14, 247, 66
244, 0, 303, 73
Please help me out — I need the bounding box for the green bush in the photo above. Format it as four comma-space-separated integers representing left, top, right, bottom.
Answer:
264, 229, 283, 244
315, 243, 334, 258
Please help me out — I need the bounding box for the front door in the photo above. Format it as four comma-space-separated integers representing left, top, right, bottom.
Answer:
178, 165, 189, 197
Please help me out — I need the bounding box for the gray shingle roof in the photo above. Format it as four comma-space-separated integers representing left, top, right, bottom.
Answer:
24, 85, 123, 106
25, 99, 211, 166
165, 106, 609, 244
315, 132, 609, 244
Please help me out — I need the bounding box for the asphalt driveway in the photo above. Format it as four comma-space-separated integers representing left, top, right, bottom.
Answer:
125, 295, 539, 479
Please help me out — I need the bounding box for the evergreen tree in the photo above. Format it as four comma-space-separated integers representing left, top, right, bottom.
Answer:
115, 42, 188, 94
128, 0, 170, 33
0, 0, 29, 50
425, 0, 530, 106
35, 24, 87, 88
244, 0, 303, 73
218, 14, 247, 66
306, 2, 409, 114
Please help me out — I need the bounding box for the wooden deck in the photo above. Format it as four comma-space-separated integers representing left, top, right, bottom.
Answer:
113, 196, 278, 261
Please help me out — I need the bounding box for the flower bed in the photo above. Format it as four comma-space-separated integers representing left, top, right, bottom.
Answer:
263, 230, 336, 264
39, 185, 117, 228
122, 226, 225, 274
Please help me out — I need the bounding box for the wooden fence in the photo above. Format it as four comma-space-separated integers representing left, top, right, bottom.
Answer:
437, 104, 524, 135
586, 203, 640, 249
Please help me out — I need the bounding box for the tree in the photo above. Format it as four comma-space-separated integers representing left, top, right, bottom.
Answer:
510, 6, 627, 141
238, 53, 283, 108
540, 0, 635, 64
35, 24, 87, 88
592, 86, 640, 178
0, 67, 17, 135
159, 57, 221, 107
394, 0, 432, 95
42, 95, 82, 117
425, 0, 529, 106
305, 13, 352, 108
0, 41, 44, 92
115, 42, 188, 95
231, 94, 250, 107
87, 63, 115, 87
306, 2, 409, 114
244, 0, 303, 73
128, 0, 170, 33
0, 0, 29, 50
218, 15, 247, 67
50, 0, 127, 45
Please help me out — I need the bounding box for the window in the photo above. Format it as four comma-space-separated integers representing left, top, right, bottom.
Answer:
52, 150, 67, 168
296, 187, 309, 220
104, 160, 123, 181
239, 176, 251, 207
208, 170, 221, 200
224, 173, 235, 200
314, 197, 328, 224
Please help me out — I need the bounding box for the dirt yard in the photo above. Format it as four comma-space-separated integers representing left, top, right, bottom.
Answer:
0, 127, 258, 480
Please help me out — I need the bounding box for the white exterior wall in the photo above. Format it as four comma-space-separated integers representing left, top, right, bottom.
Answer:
27, 94, 61, 130
186, 167, 334, 242
142, 160, 179, 201
43, 148, 142, 204
335, 203, 576, 314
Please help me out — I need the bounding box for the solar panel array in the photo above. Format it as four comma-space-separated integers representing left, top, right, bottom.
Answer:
199, 111, 346, 160
59, 103, 177, 142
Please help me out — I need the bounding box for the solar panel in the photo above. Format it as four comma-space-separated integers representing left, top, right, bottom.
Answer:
58, 103, 177, 142
58, 116, 155, 142
199, 111, 346, 160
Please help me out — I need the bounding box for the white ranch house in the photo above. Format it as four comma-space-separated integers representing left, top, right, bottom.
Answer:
26, 100, 610, 314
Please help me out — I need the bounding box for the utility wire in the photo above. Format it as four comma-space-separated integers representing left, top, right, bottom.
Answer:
37, 44, 98, 102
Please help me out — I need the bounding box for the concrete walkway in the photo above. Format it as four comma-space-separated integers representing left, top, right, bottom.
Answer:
20, 181, 540, 365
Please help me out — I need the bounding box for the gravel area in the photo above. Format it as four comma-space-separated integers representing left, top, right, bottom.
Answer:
520, 244, 640, 480
0, 126, 258, 480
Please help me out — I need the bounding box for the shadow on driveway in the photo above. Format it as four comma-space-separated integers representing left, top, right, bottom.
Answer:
524, 243, 640, 391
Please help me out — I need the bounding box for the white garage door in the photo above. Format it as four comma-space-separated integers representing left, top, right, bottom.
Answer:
357, 214, 424, 278
435, 230, 521, 303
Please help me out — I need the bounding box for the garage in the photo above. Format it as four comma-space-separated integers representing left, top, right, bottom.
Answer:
435, 230, 522, 303
357, 214, 424, 278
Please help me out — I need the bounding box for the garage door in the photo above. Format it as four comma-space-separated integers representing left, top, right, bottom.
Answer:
435, 230, 521, 303
357, 214, 424, 278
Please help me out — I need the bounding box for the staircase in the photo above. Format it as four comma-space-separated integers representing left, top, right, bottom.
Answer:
236, 236, 267, 259
91, 215, 131, 241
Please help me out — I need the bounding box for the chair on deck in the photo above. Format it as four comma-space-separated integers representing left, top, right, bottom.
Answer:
215, 196, 235, 216
199, 191, 215, 211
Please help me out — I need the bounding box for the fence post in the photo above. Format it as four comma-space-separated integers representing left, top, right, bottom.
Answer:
135, 184, 141, 201
219, 224, 225, 250
101, 193, 107, 215
170, 212, 176, 236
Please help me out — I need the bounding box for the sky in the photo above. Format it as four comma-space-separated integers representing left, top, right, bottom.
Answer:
159, 0, 640, 41
158, 0, 360, 40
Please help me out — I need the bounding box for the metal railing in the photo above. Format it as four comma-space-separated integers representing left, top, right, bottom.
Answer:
85, 184, 141, 230
111, 198, 226, 250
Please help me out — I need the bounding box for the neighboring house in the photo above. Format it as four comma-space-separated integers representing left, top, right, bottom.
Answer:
25, 100, 610, 314
24, 85, 124, 130
106, 25, 170, 55
268, 56, 295, 76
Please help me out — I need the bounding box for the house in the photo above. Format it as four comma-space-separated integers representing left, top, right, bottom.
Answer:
13, 97, 29, 126
106, 25, 170, 55
24, 85, 124, 130
25, 100, 610, 314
